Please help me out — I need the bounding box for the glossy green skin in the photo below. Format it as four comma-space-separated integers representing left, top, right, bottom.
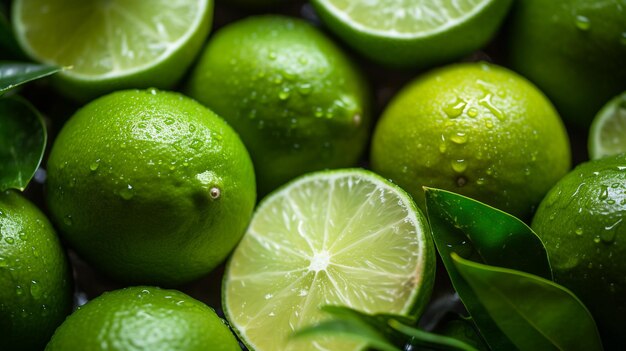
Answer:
532, 154, 626, 349
46, 90, 256, 285
371, 63, 571, 220
45, 286, 240, 351
507, 0, 626, 128
187, 15, 370, 195
311, 0, 512, 68
0, 190, 72, 351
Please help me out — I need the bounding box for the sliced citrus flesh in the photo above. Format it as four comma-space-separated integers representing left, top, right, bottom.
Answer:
223, 169, 434, 351
589, 92, 626, 160
311, 0, 512, 67
12, 0, 212, 99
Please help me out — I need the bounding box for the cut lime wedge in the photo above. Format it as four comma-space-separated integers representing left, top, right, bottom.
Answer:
589, 92, 626, 160
223, 169, 435, 351
311, 0, 512, 67
12, 0, 212, 100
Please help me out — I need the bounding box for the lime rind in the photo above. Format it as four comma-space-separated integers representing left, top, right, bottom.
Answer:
223, 168, 434, 351
12, 0, 210, 80
589, 92, 626, 160
315, 0, 491, 39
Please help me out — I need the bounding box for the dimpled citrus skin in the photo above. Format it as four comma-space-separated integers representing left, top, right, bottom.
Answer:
0, 190, 72, 351
45, 89, 256, 285
531, 154, 626, 349
45, 286, 240, 351
371, 62, 571, 219
187, 15, 370, 195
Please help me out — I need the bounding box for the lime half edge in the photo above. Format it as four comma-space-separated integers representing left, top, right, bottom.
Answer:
589, 92, 626, 160
12, 0, 212, 100
223, 169, 435, 351
311, 0, 512, 67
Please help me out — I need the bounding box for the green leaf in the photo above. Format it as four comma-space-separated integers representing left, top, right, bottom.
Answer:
389, 320, 481, 351
293, 306, 483, 351
0, 96, 47, 191
434, 315, 490, 351
291, 306, 400, 351
452, 253, 604, 351
0, 62, 62, 94
424, 187, 551, 278
424, 187, 553, 350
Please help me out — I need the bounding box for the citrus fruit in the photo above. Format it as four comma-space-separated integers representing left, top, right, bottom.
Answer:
311, 0, 513, 68
589, 91, 626, 160
12, 0, 213, 101
45, 89, 256, 285
223, 169, 435, 351
506, 0, 626, 128
45, 286, 240, 351
531, 153, 626, 349
370, 62, 571, 219
0, 190, 72, 351
186, 15, 370, 195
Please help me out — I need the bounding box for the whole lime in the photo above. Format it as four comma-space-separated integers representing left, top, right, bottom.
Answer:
46, 89, 256, 285
506, 0, 626, 128
0, 190, 72, 351
45, 286, 240, 351
370, 62, 571, 219
187, 15, 370, 195
531, 153, 626, 349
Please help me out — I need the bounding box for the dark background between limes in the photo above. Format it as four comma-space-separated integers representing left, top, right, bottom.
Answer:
4, 0, 590, 347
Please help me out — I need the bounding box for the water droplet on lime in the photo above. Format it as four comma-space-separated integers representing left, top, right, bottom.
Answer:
89, 161, 100, 171
278, 88, 291, 100
297, 83, 312, 95
451, 159, 467, 173
120, 185, 134, 200
467, 107, 478, 117
575, 15, 591, 31
30, 280, 42, 299
450, 132, 467, 144
443, 97, 466, 118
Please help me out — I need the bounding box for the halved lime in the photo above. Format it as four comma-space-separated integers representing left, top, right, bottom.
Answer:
311, 0, 512, 68
223, 169, 435, 351
589, 92, 626, 160
12, 0, 212, 101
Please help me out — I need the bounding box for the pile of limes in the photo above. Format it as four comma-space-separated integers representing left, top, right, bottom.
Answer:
1, 0, 624, 350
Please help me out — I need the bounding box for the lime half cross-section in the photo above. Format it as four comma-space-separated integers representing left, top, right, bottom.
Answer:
589, 92, 626, 160
12, 0, 212, 101
311, 0, 512, 68
223, 169, 435, 351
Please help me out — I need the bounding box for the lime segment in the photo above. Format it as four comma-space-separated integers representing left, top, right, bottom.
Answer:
317, 0, 488, 37
589, 92, 626, 160
311, 0, 512, 67
223, 169, 434, 351
12, 0, 212, 99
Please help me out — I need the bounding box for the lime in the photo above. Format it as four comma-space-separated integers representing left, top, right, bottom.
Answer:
506, 0, 626, 128
45, 286, 240, 351
311, 0, 513, 68
531, 153, 626, 349
589, 92, 626, 160
186, 15, 370, 195
370, 62, 571, 219
0, 190, 72, 351
223, 169, 435, 351
12, 0, 213, 101
45, 89, 256, 285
